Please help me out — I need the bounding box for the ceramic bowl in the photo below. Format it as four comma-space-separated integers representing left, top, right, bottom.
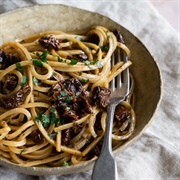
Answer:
0, 4, 161, 176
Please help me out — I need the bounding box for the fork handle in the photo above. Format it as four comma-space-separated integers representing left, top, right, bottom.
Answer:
91, 103, 118, 180
101, 103, 116, 153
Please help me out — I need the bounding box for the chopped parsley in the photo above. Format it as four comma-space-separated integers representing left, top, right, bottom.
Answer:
65, 107, 71, 111
89, 60, 97, 64
65, 95, 72, 103
108, 35, 112, 39
48, 133, 57, 139
16, 62, 23, 71
50, 107, 55, 113
19, 75, 27, 86
68, 59, 78, 65
84, 60, 90, 65
96, 61, 103, 68
60, 90, 68, 97
39, 51, 48, 62
32, 59, 43, 67
35, 107, 61, 127
75, 36, 83, 41
84, 60, 103, 68
100, 45, 109, 52
49, 107, 60, 124
41, 114, 50, 127
81, 78, 89, 83
33, 77, 39, 86
32, 51, 48, 67
58, 90, 72, 103
58, 56, 63, 62
19, 149, 26, 156
61, 161, 69, 166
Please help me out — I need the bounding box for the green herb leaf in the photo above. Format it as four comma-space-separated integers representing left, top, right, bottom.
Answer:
41, 114, 50, 127
100, 45, 109, 52
61, 161, 69, 166
19, 75, 27, 86
50, 115, 59, 124
39, 51, 48, 62
32, 59, 43, 67
16, 62, 23, 71
48, 133, 57, 139
97, 86, 101, 92
50, 107, 55, 113
59, 90, 72, 103
89, 60, 97, 65
33, 77, 39, 86
58, 56, 63, 62
36, 110, 44, 120
75, 36, 83, 41
108, 35, 112, 39
84, 60, 90, 65
60, 90, 68, 97
68, 59, 77, 65
96, 61, 103, 68
65, 96, 72, 103
19, 149, 26, 156
65, 107, 71, 111
35, 107, 62, 127
81, 78, 89, 83
49, 107, 61, 124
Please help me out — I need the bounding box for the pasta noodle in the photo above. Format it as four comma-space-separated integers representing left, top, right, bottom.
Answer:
0, 26, 135, 167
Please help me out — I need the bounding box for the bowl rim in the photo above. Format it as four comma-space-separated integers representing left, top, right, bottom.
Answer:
0, 3, 162, 176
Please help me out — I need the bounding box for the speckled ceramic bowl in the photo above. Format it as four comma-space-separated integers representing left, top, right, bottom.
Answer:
0, 4, 161, 176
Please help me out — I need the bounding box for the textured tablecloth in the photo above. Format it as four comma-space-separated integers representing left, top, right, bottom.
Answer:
0, 0, 180, 180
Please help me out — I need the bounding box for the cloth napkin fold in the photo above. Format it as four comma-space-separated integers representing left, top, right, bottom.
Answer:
0, 0, 179, 180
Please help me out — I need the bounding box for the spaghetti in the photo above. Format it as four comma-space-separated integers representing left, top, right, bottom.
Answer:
0, 26, 135, 167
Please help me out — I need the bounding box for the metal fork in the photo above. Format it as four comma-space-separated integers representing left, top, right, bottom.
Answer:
91, 48, 130, 180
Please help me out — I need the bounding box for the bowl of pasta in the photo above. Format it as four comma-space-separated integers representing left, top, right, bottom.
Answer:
0, 4, 161, 176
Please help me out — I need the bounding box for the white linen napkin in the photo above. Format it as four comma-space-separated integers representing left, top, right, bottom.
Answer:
0, 0, 179, 180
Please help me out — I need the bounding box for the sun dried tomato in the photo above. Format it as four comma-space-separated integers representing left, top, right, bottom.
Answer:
3, 74, 18, 91
92, 86, 111, 109
0, 49, 20, 69
48, 78, 92, 123
30, 130, 45, 144
39, 36, 60, 50
0, 85, 31, 109
114, 104, 131, 122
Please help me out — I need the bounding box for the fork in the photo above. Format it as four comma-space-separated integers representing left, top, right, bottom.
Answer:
91, 48, 130, 180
